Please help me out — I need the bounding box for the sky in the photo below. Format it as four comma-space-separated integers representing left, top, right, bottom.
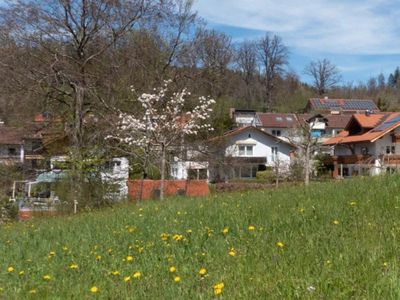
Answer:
193, 0, 400, 84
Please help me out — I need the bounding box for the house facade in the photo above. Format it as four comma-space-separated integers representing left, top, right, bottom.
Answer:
324, 112, 400, 177
209, 126, 295, 181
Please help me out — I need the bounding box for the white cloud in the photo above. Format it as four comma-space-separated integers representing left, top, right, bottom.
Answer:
193, 0, 400, 55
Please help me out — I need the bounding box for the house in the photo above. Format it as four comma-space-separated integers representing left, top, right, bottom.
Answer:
324, 112, 400, 177
208, 126, 296, 181
0, 126, 44, 167
306, 97, 379, 114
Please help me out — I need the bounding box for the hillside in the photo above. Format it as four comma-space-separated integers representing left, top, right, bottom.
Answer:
1, 176, 400, 299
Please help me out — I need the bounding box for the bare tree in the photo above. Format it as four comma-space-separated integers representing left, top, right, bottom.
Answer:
257, 33, 289, 112
304, 59, 341, 95
236, 40, 258, 108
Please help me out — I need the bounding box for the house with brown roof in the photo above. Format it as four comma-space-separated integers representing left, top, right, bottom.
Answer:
208, 126, 296, 181
324, 112, 400, 177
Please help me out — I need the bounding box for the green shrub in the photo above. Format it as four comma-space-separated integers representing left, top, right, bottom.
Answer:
256, 170, 274, 182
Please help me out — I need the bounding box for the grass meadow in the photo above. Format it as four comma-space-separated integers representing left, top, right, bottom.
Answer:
1, 175, 400, 299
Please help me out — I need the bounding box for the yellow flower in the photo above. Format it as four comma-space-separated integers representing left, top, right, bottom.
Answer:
96, 255, 102, 261
28, 289, 37, 294
222, 227, 229, 235
383, 262, 388, 267
333, 220, 340, 225
42, 275, 51, 281
126, 255, 133, 262
18, 271, 25, 276
133, 272, 141, 279
214, 288, 222, 295
213, 282, 225, 295
124, 276, 131, 282
229, 248, 236, 257
174, 276, 181, 283
299, 208, 305, 213
111, 271, 120, 276
169, 266, 177, 273
69, 264, 79, 269
7, 266, 14, 273
199, 268, 207, 276
160, 233, 170, 241
62, 246, 68, 251
350, 201, 357, 206
276, 241, 285, 248
186, 229, 192, 234
90, 286, 98, 293
248, 225, 255, 231
173, 234, 183, 241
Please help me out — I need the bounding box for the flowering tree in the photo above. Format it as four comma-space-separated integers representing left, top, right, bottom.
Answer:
112, 81, 215, 200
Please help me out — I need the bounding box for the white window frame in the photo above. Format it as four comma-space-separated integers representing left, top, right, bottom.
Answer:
238, 145, 253, 156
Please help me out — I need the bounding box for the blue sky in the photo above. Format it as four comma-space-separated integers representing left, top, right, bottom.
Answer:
193, 0, 400, 84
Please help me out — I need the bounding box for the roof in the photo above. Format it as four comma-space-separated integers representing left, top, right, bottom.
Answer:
256, 113, 297, 128
324, 114, 352, 128
0, 127, 25, 145
308, 98, 379, 112
219, 126, 296, 148
349, 113, 386, 129
324, 112, 400, 145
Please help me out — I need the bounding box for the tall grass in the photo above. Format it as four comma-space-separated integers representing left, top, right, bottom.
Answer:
1, 175, 400, 299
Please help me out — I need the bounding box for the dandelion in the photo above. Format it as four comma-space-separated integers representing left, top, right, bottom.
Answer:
229, 248, 236, 257
350, 201, 357, 206
213, 282, 224, 295
49, 251, 56, 256
7, 266, 14, 273
96, 255, 102, 261
332, 220, 340, 225
42, 275, 51, 281
276, 241, 285, 248
111, 271, 120, 276
222, 227, 229, 235
160, 233, 169, 241
248, 225, 255, 231
18, 271, 25, 276
173, 234, 183, 241
299, 208, 305, 213
186, 229, 192, 234
174, 276, 181, 283
28, 289, 37, 294
124, 276, 131, 282
126, 255, 133, 262
69, 264, 79, 269
62, 246, 69, 251
90, 286, 98, 293
199, 268, 207, 276
383, 262, 388, 268
169, 266, 177, 273
133, 272, 141, 279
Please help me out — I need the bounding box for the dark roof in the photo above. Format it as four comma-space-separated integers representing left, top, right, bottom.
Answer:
308, 98, 379, 112
0, 127, 25, 145
257, 113, 297, 128
324, 114, 352, 128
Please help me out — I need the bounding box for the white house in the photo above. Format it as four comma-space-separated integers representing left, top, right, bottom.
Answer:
209, 126, 296, 181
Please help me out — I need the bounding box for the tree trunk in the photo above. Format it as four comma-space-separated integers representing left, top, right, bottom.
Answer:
160, 143, 166, 200
304, 145, 310, 185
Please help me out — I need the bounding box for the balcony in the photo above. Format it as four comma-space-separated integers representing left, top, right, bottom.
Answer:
324, 154, 373, 165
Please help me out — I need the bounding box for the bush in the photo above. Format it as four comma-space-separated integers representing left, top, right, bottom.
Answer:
256, 170, 274, 182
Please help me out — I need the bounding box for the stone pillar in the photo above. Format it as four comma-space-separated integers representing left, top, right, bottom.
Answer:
332, 156, 339, 178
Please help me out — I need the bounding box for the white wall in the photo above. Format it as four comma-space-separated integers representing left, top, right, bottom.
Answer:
224, 128, 292, 167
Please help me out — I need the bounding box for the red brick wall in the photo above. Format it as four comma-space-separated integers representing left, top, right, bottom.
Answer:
127, 180, 209, 200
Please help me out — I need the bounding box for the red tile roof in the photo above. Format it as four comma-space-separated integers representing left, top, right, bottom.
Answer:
350, 113, 386, 129
324, 112, 400, 145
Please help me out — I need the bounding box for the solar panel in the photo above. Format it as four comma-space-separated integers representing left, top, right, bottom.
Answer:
372, 115, 400, 132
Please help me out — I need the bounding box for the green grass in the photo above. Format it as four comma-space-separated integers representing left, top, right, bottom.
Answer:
1, 175, 400, 299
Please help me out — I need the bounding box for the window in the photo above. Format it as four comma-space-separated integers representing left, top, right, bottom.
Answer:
272, 130, 281, 136
286, 117, 293, 121
387, 145, 396, 154
361, 147, 369, 155
271, 146, 278, 161
276, 117, 283, 121
8, 148, 16, 155
238, 145, 253, 156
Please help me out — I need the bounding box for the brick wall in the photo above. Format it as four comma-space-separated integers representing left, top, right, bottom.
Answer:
127, 180, 209, 200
